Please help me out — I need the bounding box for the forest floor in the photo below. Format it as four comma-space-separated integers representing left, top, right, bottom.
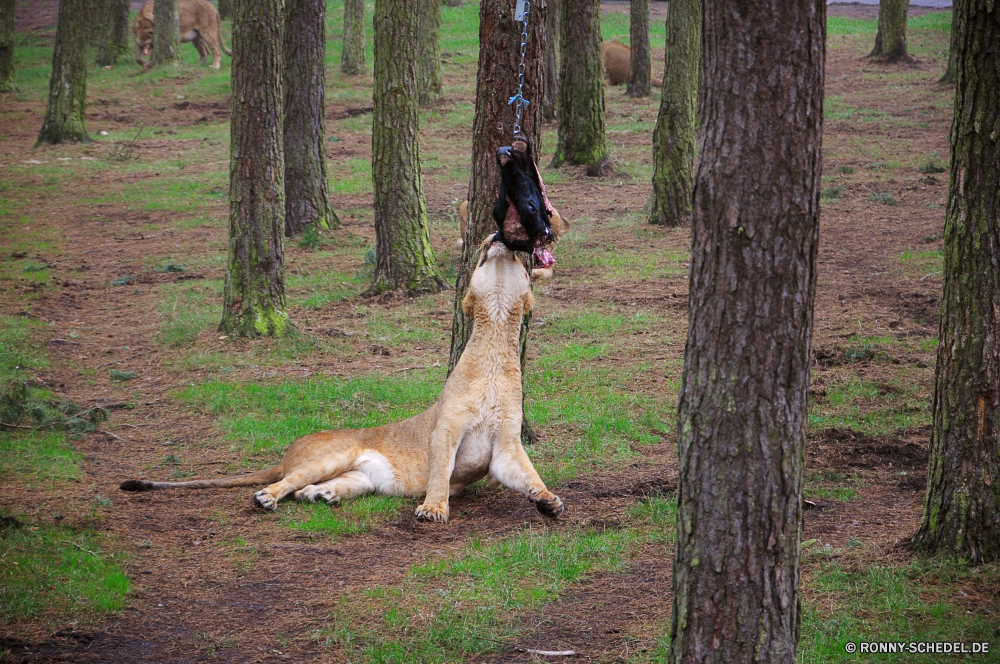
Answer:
1, 3, 998, 663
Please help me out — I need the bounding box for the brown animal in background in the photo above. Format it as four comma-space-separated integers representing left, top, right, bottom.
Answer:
133, 0, 231, 69
602, 40, 662, 87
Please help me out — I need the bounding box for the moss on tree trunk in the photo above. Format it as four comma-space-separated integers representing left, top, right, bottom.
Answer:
626, 0, 650, 97
220, 0, 289, 338
36, 0, 90, 146
370, 0, 444, 295
341, 0, 365, 75
417, 0, 442, 105
151, 0, 181, 67
668, 2, 825, 662
648, 0, 699, 227
551, 0, 605, 167
0, 0, 15, 92
542, 0, 557, 120
284, 0, 337, 236
96, 0, 131, 67
869, 0, 911, 62
910, 0, 1000, 565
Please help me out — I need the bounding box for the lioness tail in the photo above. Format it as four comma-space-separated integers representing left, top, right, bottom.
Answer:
218, 15, 232, 57
120, 464, 282, 492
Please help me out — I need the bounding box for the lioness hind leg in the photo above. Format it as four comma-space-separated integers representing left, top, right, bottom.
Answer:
295, 471, 375, 505
192, 36, 209, 65
253, 454, 353, 511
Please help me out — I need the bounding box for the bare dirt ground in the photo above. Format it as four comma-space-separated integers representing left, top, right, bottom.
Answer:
1, 5, 986, 664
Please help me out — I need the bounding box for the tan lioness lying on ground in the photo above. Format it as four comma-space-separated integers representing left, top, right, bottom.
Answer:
121, 163, 564, 522
134, 0, 231, 69
602, 40, 662, 87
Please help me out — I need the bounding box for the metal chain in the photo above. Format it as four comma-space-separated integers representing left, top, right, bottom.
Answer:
509, 0, 531, 139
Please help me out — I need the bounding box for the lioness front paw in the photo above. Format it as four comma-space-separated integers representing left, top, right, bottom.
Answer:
253, 490, 277, 511
532, 491, 564, 519
414, 502, 449, 523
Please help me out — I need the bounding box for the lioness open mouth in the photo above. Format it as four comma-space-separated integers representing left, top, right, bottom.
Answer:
143, 44, 152, 56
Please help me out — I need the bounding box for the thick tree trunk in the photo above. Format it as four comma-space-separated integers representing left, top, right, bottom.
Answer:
97, 0, 132, 67
0, 0, 15, 92
448, 0, 547, 444
648, 0, 699, 226
542, 0, 557, 120
869, 0, 911, 62
371, 0, 445, 294
668, 1, 825, 663
284, 0, 337, 236
218, 0, 232, 21
220, 0, 289, 338
418, 0, 442, 105
911, 0, 1000, 565
36, 0, 90, 146
626, 0, 650, 97
151, 0, 181, 66
551, 0, 605, 167
939, 5, 960, 84
341, 0, 365, 75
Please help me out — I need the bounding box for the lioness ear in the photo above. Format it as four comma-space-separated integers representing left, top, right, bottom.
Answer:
462, 290, 476, 315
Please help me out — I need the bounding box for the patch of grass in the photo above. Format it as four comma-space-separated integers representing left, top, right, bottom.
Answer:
157, 281, 223, 347
284, 494, 409, 537
809, 377, 929, 435
867, 191, 898, 206
287, 268, 365, 310
837, 165, 856, 174
0, 431, 82, 485
919, 338, 939, 352
0, 316, 47, 382
0, 519, 129, 631
843, 334, 893, 363
821, 186, 844, 200
627, 493, 677, 543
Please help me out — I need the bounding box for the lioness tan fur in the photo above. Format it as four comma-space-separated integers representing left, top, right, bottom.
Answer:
457, 201, 569, 280
602, 40, 662, 87
134, 0, 231, 69
120, 237, 564, 524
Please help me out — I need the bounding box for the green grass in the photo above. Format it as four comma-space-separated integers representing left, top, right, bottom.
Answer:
284, 494, 410, 537
0, 432, 82, 486
157, 280, 223, 347
809, 377, 930, 435
826, 12, 951, 37
0, 316, 47, 382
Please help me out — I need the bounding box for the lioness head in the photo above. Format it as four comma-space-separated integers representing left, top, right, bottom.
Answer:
133, 11, 155, 67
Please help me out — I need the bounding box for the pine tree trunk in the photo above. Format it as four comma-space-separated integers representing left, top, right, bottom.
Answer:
939, 5, 959, 84
371, 0, 445, 294
869, 0, 911, 62
448, 0, 547, 444
551, 0, 605, 167
626, 0, 650, 97
218, 0, 232, 21
151, 0, 182, 67
911, 0, 1000, 565
668, 1, 825, 662
220, 0, 290, 338
36, 0, 90, 146
648, 0, 699, 227
542, 0, 558, 120
284, 0, 337, 236
417, 0, 442, 105
97, 0, 132, 67
0, 0, 15, 93
341, 0, 365, 75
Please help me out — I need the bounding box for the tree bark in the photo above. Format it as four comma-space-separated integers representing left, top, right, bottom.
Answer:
626, 0, 650, 97
97, 0, 132, 67
418, 0, 442, 105
284, 0, 338, 236
371, 0, 445, 294
151, 0, 182, 67
648, 0, 699, 227
220, 0, 289, 338
218, 0, 232, 21
939, 5, 960, 84
669, 1, 825, 662
0, 0, 15, 92
551, 0, 605, 167
541, 0, 558, 120
341, 0, 365, 75
869, 0, 911, 62
910, 0, 1000, 565
36, 0, 90, 146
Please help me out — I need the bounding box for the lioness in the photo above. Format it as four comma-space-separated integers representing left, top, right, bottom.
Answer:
602, 40, 663, 87
134, 0, 231, 69
120, 158, 563, 524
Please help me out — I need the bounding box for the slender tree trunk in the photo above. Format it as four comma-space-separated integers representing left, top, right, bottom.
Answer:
341, 0, 365, 75
0, 0, 15, 93
418, 0, 442, 105
220, 0, 289, 338
869, 0, 911, 62
218, 0, 232, 21
151, 0, 181, 66
626, 0, 650, 97
36, 0, 90, 146
371, 0, 445, 294
939, 5, 960, 84
668, 1, 825, 662
542, 0, 558, 120
97, 0, 132, 67
648, 0, 699, 227
911, 0, 1000, 565
284, 0, 338, 236
448, 0, 547, 444
551, 0, 605, 167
